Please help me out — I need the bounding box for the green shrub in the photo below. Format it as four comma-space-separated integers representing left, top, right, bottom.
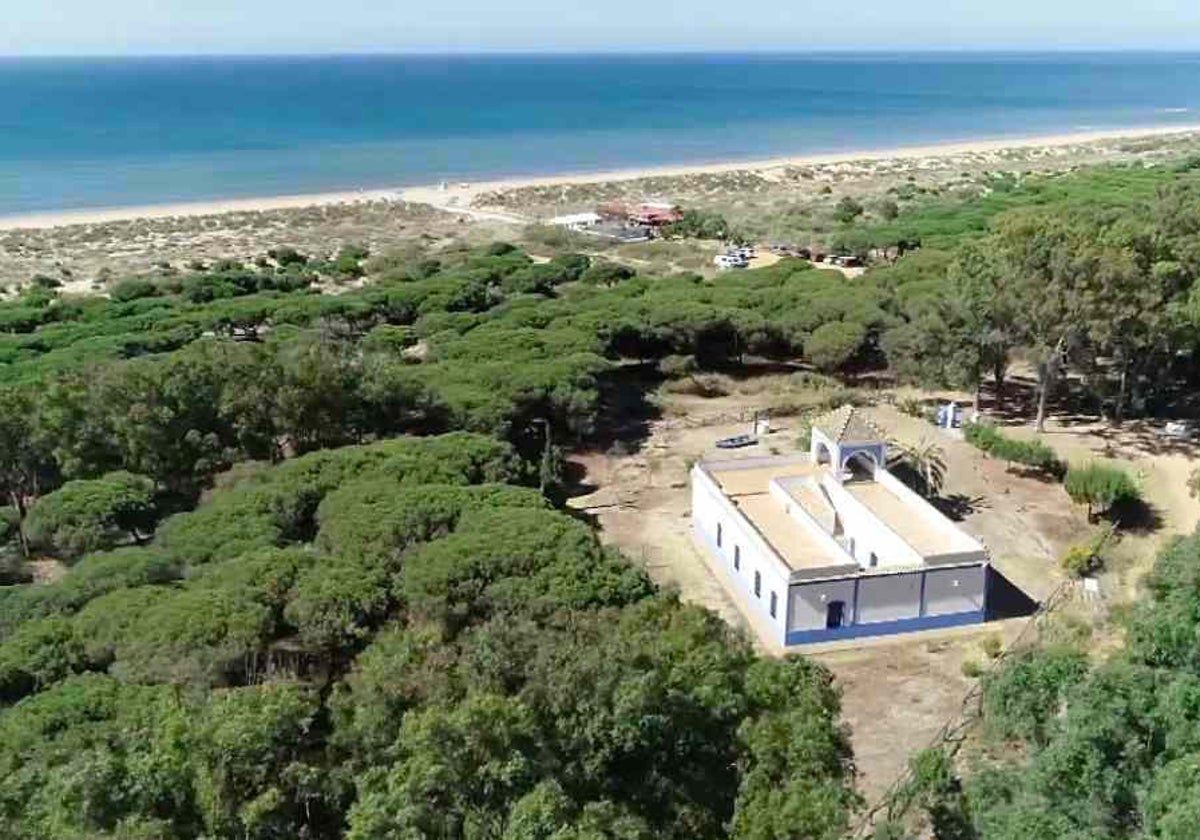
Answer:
963, 421, 1002, 451
833, 196, 865, 224
661, 209, 740, 242
579, 260, 635, 286
1064, 462, 1140, 521
268, 246, 307, 266
964, 422, 1065, 478
961, 659, 984, 678
0, 506, 18, 546
897, 396, 929, 420
796, 418, 813, 451
109, 279, 160, 303
665, 373, 730, 398
980, 645, 1089, 746
1061, 540, 1103, 578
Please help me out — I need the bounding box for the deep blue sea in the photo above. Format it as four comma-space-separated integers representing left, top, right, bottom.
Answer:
3, 53, 1200, 216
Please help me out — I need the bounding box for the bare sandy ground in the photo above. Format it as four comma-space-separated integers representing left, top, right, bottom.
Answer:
404, 124, 1200, 214
568, 379, 1191, 799
4, 123, 1199, 232
0, 189, 408, 232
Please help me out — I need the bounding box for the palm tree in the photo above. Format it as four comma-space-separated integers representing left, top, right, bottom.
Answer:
888, 437, 947, 498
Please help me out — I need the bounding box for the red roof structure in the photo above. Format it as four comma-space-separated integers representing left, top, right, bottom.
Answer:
632, 204, 683, 226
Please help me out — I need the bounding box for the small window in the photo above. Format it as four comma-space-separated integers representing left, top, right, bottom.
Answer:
869, 552, 879, 568
734, 545, 741, 570
754, 571, 762, 597
716, 522, 722, 548
769, 591, 778, 618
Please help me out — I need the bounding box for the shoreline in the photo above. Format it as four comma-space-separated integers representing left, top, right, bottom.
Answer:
4, 122, 1200, 232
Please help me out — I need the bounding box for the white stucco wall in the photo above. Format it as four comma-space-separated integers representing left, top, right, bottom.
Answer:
817, 474, 926, 569
924, 564, 987, 616
789, 563, 988, 633
691, 465, 790, 645
855, 572, 923, 623
788, 577, 858, 631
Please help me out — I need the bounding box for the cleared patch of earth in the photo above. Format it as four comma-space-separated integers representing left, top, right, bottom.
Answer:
568, 379, 1186, 799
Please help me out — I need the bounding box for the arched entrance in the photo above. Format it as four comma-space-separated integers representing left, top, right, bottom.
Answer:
844, 451, 878, 482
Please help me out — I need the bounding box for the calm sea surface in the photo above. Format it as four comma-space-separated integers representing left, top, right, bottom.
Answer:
3, 53, 1200, 215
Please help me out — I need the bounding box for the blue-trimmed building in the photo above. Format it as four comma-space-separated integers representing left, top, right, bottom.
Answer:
691, 406, 990, 648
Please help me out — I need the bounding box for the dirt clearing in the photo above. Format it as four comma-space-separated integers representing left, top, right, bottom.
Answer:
567, 377, 1177, 798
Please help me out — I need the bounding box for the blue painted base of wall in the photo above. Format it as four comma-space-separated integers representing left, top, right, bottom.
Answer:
785, 609, 986, 646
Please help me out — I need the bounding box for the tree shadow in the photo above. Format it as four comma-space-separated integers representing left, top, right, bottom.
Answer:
1005, 465, 1065, 485
584, 363, 664, 455
1088, 421, 1200, 459
885, 462, 928, 496
978, 374, 1200, 461
1109, 497, 1165, 535
0, 553, 32, 586
558, 459, 599, 501
931, 493, 986, 522
986, 567, 1039, 621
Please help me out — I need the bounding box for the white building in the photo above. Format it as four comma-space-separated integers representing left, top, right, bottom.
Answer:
546, 212, 603, 231
691, 406, 990, 647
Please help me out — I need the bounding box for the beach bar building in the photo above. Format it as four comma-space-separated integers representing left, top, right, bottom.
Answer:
546, 212, 603, 231
691, 406, 990, 647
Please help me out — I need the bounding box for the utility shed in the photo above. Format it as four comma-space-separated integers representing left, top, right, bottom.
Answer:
691, 407, 991, 648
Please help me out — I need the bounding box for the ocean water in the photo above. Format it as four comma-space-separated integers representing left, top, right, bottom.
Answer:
3, 52, 1200, 216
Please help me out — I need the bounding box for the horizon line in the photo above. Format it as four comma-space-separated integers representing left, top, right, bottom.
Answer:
4, 46, 1200, 60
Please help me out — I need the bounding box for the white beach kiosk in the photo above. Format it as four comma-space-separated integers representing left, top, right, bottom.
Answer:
691, 406, 990, 647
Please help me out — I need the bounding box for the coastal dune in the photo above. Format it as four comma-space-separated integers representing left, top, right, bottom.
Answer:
4, 124, 1200, 232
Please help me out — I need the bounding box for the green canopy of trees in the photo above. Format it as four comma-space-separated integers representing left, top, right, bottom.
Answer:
881, 165, 1200, 430
0, 426, 858, 839
25, 471, 157, 559
3, 159, 1200, 839
891, 529, 1200, 839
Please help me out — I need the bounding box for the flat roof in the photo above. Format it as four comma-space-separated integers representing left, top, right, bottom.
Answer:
775, 478, 837, 535
733, 495, 851, 572
705, 459, 850, 572
548, 212, 602, 225
843, 481, 965, 557
707, 459, 818, 497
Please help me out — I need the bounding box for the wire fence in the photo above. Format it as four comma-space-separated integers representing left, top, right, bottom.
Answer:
847, 570, 1090, 838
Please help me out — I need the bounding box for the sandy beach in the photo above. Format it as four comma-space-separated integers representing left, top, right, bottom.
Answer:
4, 123, 1200, 232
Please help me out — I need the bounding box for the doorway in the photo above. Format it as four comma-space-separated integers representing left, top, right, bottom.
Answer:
825, 600, 846, 629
